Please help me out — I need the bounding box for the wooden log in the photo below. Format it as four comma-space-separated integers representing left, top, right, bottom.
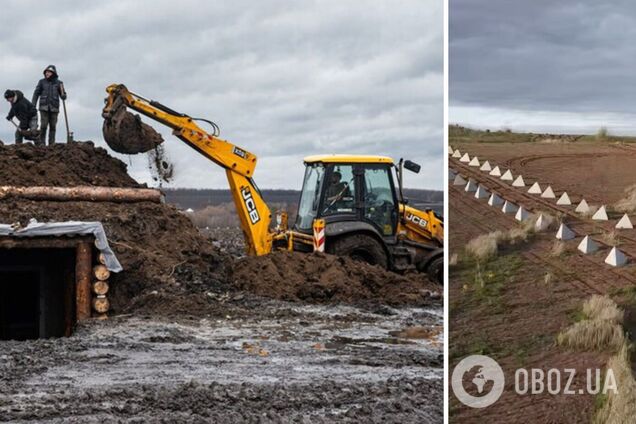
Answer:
76, 241, 92, 321
92, 296, 110, 314
0, 235, 93, 249
98, 252, 107, 265
0, 186, 163, 203
92, 280, 109, 295
93, 265, 110, 281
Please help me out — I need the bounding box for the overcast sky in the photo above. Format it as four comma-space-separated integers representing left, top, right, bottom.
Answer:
0, 0, 442, 190
450, 1, 636, 135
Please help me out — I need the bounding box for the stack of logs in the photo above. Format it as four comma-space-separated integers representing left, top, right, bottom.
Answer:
76, 241, 111, 322
93, 254, 111, 318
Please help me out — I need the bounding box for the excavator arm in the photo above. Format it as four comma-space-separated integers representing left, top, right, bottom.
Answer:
102, 84, 274, 255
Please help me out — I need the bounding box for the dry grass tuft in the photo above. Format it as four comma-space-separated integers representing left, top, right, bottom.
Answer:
543, 272, 553, 285
560, 296, 636, 423
614, 184, 636, 213
602, 230, 620, 246
557, 295, 624, 353
583, 295, 624, 324
449, 253, 458, 266
550, 241, 566, 257
593, 344, 636, 424
465, 224, 535, 261
465, 232, 501, 261
556, 319, 624, 352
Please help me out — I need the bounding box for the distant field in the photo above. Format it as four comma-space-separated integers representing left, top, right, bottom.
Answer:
449, 124, 636, 145
164, 188, 443, 228
164, 188, 442, 210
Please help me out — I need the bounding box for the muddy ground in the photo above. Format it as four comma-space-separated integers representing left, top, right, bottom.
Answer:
0, 300, 443, 423
447, 138, 636, 422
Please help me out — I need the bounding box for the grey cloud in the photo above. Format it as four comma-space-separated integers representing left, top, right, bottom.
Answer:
451, 1, 636, 116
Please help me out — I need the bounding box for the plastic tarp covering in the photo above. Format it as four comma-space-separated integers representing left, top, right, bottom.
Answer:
0, 219, 122, 272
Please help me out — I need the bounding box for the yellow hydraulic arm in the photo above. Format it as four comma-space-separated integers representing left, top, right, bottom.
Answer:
102, 84, 274, 255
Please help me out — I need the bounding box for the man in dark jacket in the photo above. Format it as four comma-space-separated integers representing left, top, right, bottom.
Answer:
32, 64, 67, 145
5, 90, 38, 145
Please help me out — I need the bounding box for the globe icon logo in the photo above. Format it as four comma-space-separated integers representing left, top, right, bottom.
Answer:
452, 355, 505, 408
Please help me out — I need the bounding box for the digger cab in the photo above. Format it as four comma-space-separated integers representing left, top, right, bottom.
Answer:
293, 155, 443, 282
296, 155, 398, 235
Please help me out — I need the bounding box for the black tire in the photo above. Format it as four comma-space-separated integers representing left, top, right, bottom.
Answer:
425, 256, 443, 285
329, 234, 388, 269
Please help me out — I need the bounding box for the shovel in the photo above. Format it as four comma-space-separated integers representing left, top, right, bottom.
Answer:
62, 98, 74, 143
9, 119, 40, 142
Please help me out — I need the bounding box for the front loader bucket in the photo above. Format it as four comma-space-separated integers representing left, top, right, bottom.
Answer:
102, 108, 164, 155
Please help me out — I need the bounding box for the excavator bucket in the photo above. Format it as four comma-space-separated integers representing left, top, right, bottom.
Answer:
102, 95, 164, 154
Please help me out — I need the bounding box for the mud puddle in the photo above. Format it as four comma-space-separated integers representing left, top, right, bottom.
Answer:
0, 301, 442, 423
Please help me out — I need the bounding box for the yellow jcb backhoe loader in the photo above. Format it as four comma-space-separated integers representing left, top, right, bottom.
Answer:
102, 84, 444, 282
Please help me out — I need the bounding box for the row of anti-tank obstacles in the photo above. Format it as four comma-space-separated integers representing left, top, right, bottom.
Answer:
449, 146, 629, 267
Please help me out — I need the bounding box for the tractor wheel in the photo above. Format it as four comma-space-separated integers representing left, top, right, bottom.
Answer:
425, 256, 444, 284
329, 234, 388, 269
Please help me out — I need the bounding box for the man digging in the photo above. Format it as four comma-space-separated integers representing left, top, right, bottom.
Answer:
32, 64, 67, 145
4, 89, 38, 145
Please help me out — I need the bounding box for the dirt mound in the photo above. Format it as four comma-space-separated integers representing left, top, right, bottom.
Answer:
0, 199, 228, 312
0, 142, 141, 187
231, 251, 441, 307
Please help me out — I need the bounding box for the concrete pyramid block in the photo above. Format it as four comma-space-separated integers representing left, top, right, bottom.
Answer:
480, 161, 492, 172
528, 182, 542, 194
465, 178, 478, 192
501, 170, 513, 181
535, 214, 550, 231
453, 174, 467, 186
515, 206, 530, 221
616, 214, 633, 229
577, 235, 598, 254
502, 200, 518, 214
512, 175, 526, 187
605, 247, 628, 267
475, 185, 490, 199
556, 192, 572, 205
488, 193, 504, 206
575, 199, 590, 214
460, 153, 471, 163
592, 206, 608, 221
555, 223, 575, 240
449, 169, 457, 180
452, 149, 462, 158
469, 156, 480, 167
449, 147, 454, 155
541, 186, 556, 199
489, 166, 502, 177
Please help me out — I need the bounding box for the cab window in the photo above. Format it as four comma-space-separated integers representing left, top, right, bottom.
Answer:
363, 165, 397, 235
296, 164, 325, 230
322, 165, 356, 216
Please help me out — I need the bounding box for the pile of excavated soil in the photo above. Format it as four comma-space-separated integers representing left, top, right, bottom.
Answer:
0, 143, 227, 313
0, 199, 228, 312
0, 142, 439, 314
231, 251, 440, 307
0, 142, 141, 187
